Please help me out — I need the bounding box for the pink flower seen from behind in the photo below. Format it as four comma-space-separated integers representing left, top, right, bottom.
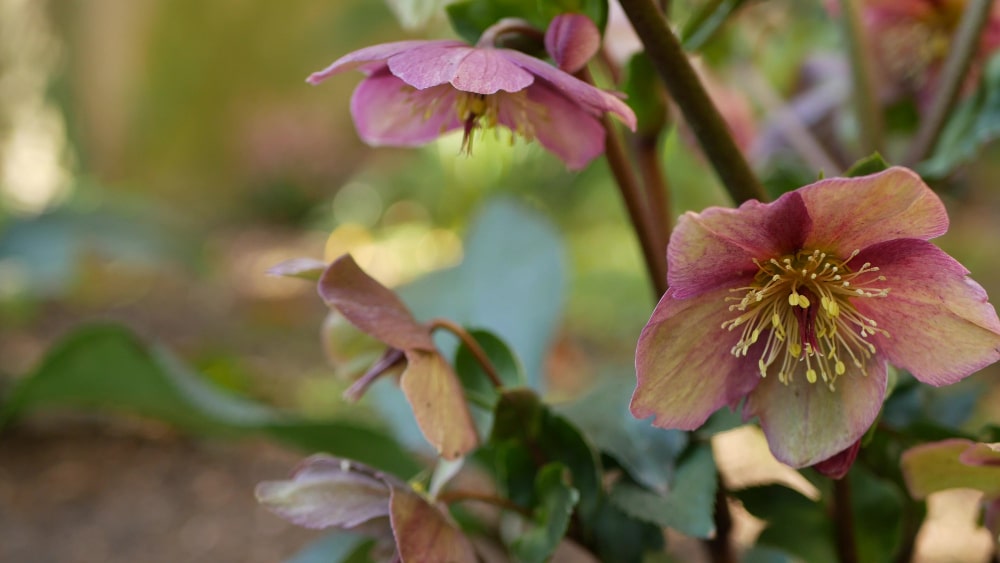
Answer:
632, 167, 1000, 468
307, 28, 636, 170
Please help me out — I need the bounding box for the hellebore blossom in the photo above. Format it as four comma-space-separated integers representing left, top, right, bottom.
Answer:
307, 18, 636, 170
858, 0, 1000, 104
632, 167, 1000, 469
256, 455, 477, 562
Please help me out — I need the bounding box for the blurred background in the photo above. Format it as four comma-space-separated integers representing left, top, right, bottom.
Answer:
1, 0, 999, 561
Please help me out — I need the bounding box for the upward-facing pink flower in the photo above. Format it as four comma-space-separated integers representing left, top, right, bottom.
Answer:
307, 30, 636, 170
632, 167, 1000, 468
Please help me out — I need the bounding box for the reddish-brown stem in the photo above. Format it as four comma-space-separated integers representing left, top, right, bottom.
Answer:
833, 476, 859, 563
635, 136, 673, 247
427, 318, 504, 388
706, 480, 736, 563
437, 489, 534, 518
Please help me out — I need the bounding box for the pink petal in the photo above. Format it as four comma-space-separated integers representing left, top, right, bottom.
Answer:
350, 71, 463, 147
501, 49, 637, 130
387, 44, 534, 93
255, 455, 392, 530
959, 442, 1000, 467
545, 14, 601, 74
307, 40, 461, 84
390, 488, 478, 563
400, 350, 479, 460
812, 439, 862, 479
853, 239, 1000, 386
501, 82, 606, 170
744, 355, 887, 468
799, 167, 949, 256
667, 191, 811, 299
632, 287, 762, 430
318, 254, 437, 351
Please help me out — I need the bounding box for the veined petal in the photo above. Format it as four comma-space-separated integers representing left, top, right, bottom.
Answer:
500, 49, 637, 130
350, 71, 463, 147
388, 43, 534, 93
632, 287, 762, 430
667, 191, 811, 298
401, 350, 479, 460
800, 167, 948, 255
500, 82, 606, 170
255, 455, 391, 530
390, 488, 478, 563
745, 355, 887, 468
307, 40, 462, 84
854, 239, 1000, 386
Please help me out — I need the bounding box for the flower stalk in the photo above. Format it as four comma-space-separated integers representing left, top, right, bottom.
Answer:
833, 476, 859, 563
617, 0, 767, 206
428, 318, 504, 389
837, 0, 885, 155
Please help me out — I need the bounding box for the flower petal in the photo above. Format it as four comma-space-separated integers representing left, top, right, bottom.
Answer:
401, 350, 479, 460
350, 71, 462, 147
959, 442, 1000, 467
667, 191, 811, 299
799, 167, 948, 255
811, 439, 862, 479
390, 488, 478, 563
854, 239, 1000, 386
901, 439, 1000, 498
318, 254, 437, 351
545, 14, 601, 74
255, 455, 391, 529
632, 287, 762, 430
744, 355, 887, 468
501, 49, 637, 130
307, 40, 462, 84
501, 82, 606, 170
388, 43, 534, 93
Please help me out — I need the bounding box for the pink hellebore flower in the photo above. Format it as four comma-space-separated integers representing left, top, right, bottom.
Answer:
307, 31, 636, 170
632, 167, 1000, 468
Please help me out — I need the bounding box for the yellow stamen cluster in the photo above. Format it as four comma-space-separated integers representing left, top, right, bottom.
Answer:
721, 249, 890, 390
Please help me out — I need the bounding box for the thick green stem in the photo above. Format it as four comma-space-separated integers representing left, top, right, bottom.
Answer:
617, 0, 767, 205
904, 0, 996, 165
838, 0, 885, 155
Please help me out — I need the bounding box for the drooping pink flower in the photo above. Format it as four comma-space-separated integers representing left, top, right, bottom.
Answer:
857, 0, 1000, 104
632, 167, 1000, 468
307, 30, 636, 170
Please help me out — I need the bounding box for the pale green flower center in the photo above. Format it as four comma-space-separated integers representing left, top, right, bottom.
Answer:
453, 90, 539, 154
721, 249, 890, 390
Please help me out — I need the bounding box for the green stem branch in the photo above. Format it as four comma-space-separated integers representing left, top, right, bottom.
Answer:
904, 0, 996, 165
838, 0, 885, 155
617, 0, 767, 205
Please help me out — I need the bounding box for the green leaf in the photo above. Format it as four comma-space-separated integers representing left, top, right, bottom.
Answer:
920, 53, 1000, 177
851, 467, 904, 563
557, 377, 687, 492
454, 329, 527, 437
286, 533, 369, 563
383, 0, 454, 29
536, 0, 608, 32
491, 389, 602, 521
680, 0, 750, 51
608, 444, 717, 538
589, 501, 665, 563
1, 324, 420, 477
844, 153, 890, 177
510, 463, 580, 563
622, 53, 668, 138
736, 485, 835, 563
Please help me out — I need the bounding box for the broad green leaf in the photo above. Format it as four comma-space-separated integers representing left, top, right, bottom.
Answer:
510, 463, 580, 563
1, 324, 420, 477
558, 377, 687, 492
736, 484, 835, 563
400, 199, 565, 389
623, 53, 668, 138
589, 501, 665, 563
844, 153, 890, 177
608, 444, 717, 538
454, 329, 527, 436
491, 388, 602, 521
285, 533, 368, 563
681, 0, 750, 51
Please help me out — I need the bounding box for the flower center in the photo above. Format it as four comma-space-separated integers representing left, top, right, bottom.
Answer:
453, 90, 539, 155
721, 249, 890, 390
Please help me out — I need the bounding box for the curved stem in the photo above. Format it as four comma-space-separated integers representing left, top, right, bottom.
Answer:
427, 318, 504, 388
904, 0, 996, 165
833, 475, 859, 563
635, 135, 673, 246
617, 0, 767, 205
437, 489, 533, 518
837, 0, 885, 155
